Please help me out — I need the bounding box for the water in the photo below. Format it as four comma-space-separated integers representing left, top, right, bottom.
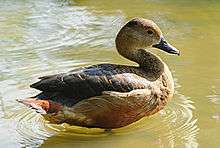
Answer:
0, 0, 219, 147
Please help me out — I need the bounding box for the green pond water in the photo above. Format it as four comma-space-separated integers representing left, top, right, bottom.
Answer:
0, 0, 220, 147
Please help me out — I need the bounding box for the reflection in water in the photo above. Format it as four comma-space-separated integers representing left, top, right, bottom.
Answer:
9, 110, 53, 147
0, 0, 207, 147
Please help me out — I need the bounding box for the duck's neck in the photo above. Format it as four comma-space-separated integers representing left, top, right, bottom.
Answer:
116, 44, 164, 79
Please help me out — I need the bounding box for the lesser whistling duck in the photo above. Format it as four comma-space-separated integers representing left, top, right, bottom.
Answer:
17, 18, 180, 129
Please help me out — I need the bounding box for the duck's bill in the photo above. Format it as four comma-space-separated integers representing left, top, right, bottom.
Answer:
152, 37, 180, 56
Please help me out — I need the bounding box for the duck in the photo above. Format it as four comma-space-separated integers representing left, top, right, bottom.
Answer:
17, 17, 180, 129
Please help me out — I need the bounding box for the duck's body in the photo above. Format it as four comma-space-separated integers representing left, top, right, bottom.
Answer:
18, 18, 179, 129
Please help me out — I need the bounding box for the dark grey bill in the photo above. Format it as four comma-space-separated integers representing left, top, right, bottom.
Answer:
152, 37, 180, 55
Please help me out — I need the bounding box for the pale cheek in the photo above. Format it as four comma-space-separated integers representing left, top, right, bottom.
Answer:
143, 38, 154, 47
152, 38, 160, 45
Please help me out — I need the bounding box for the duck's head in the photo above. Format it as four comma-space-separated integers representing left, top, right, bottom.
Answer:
116, 18, 180, 56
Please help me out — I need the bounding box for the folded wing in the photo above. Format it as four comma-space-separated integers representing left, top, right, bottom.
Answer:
30, 64, 151, 106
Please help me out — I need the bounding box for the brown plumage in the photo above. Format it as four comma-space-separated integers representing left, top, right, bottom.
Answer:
17, 17, 180, 129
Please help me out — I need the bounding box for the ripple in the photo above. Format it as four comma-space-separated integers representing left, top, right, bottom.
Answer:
3, 103, 55, 147
0, 2, 124, 53
0, 1, 125, 81
0, 80, 56, 147
207, 85, 220, 105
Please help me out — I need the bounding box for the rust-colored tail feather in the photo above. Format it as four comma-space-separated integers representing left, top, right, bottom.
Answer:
17, 98, 62, 114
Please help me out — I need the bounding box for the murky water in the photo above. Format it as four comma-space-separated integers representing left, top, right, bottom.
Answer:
0, 0, 220, 147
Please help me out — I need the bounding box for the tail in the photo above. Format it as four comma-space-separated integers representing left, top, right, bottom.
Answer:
17, 98, 62, 114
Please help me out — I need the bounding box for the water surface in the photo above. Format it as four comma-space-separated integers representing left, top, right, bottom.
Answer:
0, 0, 219, 147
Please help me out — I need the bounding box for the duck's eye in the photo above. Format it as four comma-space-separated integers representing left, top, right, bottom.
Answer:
147, 30, 153, 35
